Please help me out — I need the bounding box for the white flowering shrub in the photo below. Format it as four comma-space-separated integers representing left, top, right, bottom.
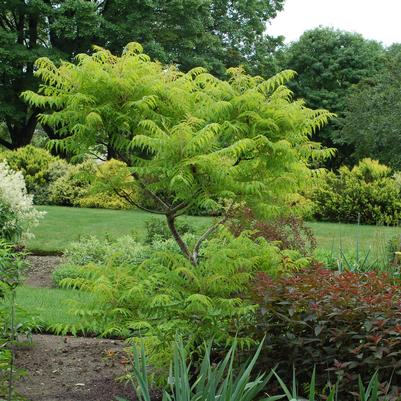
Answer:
0, 161, 45, 242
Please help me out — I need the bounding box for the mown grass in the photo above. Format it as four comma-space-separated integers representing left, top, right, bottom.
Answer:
28, 206, 401, 255
19, 207, 401, 334
309, 221, 400, 254
27, 205, 211, 254
15, 286, 96, 330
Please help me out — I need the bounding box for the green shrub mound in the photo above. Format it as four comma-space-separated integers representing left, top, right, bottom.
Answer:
0, 145, 135, 209
52, 229, 310, 369
0, 145, 65, 204
313, 158, 401, 225
251, 267, 401, 396
48, 160, 95, 206
59, 235, 148, 268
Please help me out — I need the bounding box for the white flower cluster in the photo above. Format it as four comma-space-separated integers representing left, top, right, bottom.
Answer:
0, 161, 45, 241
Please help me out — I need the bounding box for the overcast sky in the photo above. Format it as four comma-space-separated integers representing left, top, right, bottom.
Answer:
267, 0, 401, 46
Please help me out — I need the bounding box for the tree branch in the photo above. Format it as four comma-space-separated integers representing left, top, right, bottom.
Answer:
115, 188, 166, 215
166, 213, 196, 265
131, 171, 171, 211
171, 201, 188, 214
0, 137, 13, 150
192, 202, 234, 264
110, 148, 172, 212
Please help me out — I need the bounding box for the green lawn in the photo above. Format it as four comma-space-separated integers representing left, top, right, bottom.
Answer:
308, 221, 400, 254
27, 206, 401, 256
15, 286, 95, 328
27, 205, 211, 254
19, 206, 401, 333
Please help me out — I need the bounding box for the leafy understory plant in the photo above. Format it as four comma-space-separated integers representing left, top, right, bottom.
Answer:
54, 229, 308, 367
117, 339, 271, 401
117, 340, 384, 401
23, 42, 334, 264
0, 161, 44, 242
0, 241, 29, 400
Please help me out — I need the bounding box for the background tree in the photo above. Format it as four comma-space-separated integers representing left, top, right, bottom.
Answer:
338, 45, 401, 169
101, 0, 285, 78
0, 0, 285, 151
279, 27, 384, 166
23, 44, 333, 264
0, 0, 102, 150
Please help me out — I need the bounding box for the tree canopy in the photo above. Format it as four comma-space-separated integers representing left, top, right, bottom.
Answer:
279, 27, 384, 166
338, 45, 401, 169
0, 0, 102, 150
101, 0, 285, 77
23, 43, 333, 263
0, 0, 285, 151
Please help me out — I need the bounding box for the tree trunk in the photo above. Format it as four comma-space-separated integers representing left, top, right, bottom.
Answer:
166, 214, 197, 265
5, 112, 38, 149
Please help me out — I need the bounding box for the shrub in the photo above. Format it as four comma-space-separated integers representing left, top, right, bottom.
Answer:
0, 145, 66, 204
56, 229, 308, 369
53, 263, 90, 287
49, 159, 135, 209
228, 208, 317, 257
0, 162, 44, 242
77, 159, 135, 209
313, 158, 401, 225
49, 160, 96, 206
62, 235, 148, 267
53, 234, 149, 285
251, 267, 401, 396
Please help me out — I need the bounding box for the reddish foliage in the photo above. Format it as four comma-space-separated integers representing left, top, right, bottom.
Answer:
250, 268, 401, 396
228, 209, 316, 256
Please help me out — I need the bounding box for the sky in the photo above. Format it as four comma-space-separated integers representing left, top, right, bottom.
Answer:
267, 0, 401, 46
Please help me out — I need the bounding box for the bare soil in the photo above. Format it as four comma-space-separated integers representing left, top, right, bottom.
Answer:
25, 255, 64, 288
15, 257, 159, 401
14, 334, 138, 401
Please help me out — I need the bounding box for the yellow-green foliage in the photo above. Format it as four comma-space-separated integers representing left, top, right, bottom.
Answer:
23, 43, 334, 219
49, 160, 96, 206
78, 159, 135, 209
49, 159, 134, 209
313, 158, 401, 225
0, 145, 66, 204
55, 229, 309, 369
0, 146, 136, 209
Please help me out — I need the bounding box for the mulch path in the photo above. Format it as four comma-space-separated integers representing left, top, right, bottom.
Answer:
25, 255, 64, 288
14, 335, 137, 401
13, 256, 155, 401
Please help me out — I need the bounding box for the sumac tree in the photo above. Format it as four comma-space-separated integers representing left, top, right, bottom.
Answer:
23, 43, 333, 264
